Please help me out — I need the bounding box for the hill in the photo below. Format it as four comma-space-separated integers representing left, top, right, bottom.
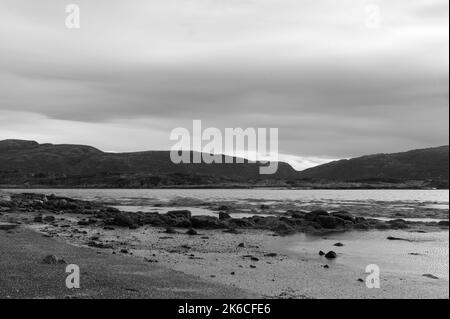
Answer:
298, 146, 449, 188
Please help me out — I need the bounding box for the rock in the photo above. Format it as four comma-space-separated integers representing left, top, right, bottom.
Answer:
422, 274, 439, 279
250, 265, 257, 268
218, 212, 231, 220
387, 219, 409, 229
186, 228, 198, 235
319, 250, 325, 256
42, 255, 65, 264
357, 278, 364, 283
264, 253, 278, 257
331, 211, 356, 223
167, 210, 191, 219
271, 221, 295, 235
230, 272, 235, 275
191, 216, 223, 229
387, 236, 410, 241
238, 243, 245, 248
113, 213, 137, 227
323, 265, 329, 269
250, 257, 259, 262
325, 251, 337, 259
438, 220, 449, 226
333, 242, 344, 247
305, 210, 329, 221
315, 216, 346, 229
120, 249, 129, 254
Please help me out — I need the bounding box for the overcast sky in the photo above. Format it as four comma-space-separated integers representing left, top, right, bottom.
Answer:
0, 0, 448, 170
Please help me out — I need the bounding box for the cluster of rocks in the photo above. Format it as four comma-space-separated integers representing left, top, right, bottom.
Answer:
1, 193, 448, 236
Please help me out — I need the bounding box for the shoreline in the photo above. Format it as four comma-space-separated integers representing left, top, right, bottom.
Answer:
1, 192, 448, 299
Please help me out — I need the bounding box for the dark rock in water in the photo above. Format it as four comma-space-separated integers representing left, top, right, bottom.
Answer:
323, 265, 329, 269
315, 216, 346, 229
331, 211, 356, 223
230, 271, 235, 275
42, 255, 66, 265
191, 216, 223, 229
325, 251, 337, 259
290, 211, 307, 219
43, 215, 56, 222
387, 236, 410, 241
250, 257, 259, 262
438, 220, 449, 226
354, 222, 370, 230
250, 265, 257, 268
422, 274, 439, 279
305, 210, 329, 221
319, 250, 325, 256
387, 219, 409, 229
167, 210, 191, 219
357, 278, 364, 283
264, 253, 278, 257
238, 243, 245, 248
219, 212, 231, 220
120, 249, 129, 254
333, 242, 344, 247
186, 228, 198, 236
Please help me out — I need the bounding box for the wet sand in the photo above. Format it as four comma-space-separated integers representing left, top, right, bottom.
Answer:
24, 218, 449, 299
0, 226, 255, 299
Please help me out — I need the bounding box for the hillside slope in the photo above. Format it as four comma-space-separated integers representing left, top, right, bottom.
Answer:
0, 139, 296, 187
298, 146, 449, 187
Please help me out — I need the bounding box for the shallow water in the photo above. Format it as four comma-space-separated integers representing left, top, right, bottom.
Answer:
3, 188, 449, 203
268, 230, 449, 281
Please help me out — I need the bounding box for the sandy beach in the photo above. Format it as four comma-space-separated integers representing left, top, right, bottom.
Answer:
1, 210, 448, 299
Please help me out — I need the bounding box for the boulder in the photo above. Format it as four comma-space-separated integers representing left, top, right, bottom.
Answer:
438, 220, 449, 226
331, 211, 356, 223
113, 213, 137, 227
167, 210, 191, 219
191, 216, 223, 229
219, 212, 232, 220
315, 216, 346, 229
305, 210, 329, 221
325, 251, 337, 259
186, 228, 198, 235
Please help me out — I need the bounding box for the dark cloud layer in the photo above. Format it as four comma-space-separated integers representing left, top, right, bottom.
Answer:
0, 0, 448, 168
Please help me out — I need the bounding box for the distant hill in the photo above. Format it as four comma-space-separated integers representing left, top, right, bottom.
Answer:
298, 146, 449, 188
0, 139, 296, 187
0, 140, 448, 188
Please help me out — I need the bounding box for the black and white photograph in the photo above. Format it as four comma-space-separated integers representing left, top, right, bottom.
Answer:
0, 0, 448, 309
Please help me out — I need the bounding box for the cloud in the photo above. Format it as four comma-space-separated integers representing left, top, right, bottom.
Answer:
0, 0, 448, 167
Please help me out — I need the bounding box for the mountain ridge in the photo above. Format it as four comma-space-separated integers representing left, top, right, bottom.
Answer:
0, 139, 448, 188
